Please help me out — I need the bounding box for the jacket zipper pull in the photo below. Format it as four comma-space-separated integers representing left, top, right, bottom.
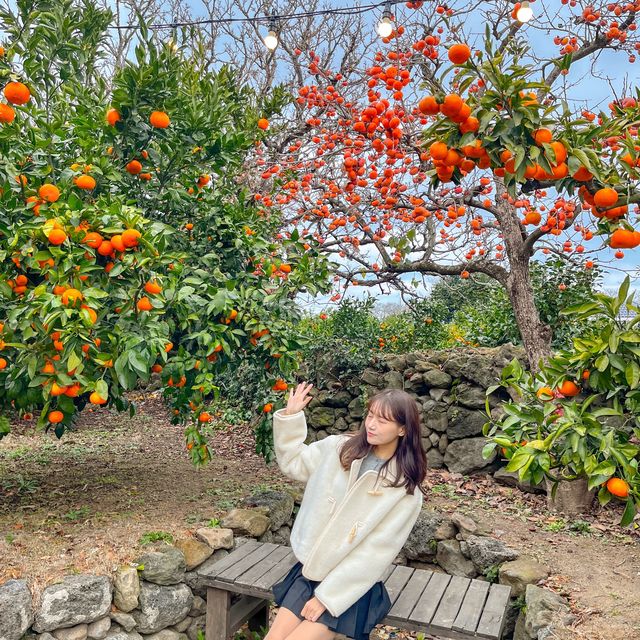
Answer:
367, 476, 383, 496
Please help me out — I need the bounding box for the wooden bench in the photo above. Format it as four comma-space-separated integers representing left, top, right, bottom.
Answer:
198, 539, 513, 640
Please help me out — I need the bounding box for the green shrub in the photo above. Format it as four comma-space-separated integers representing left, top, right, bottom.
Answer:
483, 277, 640, 526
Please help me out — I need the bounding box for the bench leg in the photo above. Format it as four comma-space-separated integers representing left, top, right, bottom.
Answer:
206, 587, 232, 640
247, 601, 269, 634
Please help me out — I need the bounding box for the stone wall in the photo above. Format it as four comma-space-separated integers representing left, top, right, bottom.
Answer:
300, 344, 527, 476
2, 488, 563, 640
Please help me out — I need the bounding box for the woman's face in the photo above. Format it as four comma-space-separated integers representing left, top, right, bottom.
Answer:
364, 402, 405, 447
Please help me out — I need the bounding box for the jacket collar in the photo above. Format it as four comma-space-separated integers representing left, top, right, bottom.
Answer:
348, 451, 402, 492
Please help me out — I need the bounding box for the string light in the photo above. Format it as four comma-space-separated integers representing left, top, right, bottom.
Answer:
264, 15, 279, 50
110, 0, 407, 31
516, 1, 533, 23
377, 2, 394, 38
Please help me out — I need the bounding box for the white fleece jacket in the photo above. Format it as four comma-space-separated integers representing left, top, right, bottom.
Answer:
272, 407, 423, 618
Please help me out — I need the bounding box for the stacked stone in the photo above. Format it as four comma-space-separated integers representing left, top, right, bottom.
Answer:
302, 344, 526, 475
0, 528, 233, 640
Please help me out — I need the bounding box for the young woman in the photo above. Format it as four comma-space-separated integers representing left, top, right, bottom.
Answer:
266, 381, 428, 640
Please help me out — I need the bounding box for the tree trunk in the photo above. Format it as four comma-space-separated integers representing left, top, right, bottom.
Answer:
506, 257, 553, 372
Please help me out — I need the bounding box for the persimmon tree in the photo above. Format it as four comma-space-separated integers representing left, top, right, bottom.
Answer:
0, 0, 333, 463
252, 0, 640, 372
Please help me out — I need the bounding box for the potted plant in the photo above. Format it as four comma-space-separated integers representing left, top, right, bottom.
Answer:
482, 277, 640, 525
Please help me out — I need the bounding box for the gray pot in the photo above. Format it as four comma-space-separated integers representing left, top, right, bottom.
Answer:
545, 474, 596, 516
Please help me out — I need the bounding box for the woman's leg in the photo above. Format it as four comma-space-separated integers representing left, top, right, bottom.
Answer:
284, 620, 336, 640
264, 606, 304, 640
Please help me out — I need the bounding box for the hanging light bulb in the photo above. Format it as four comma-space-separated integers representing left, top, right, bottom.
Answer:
377, 3, 394, 38
516, 1, 534, 23
264, 15, 279, 50
264, 30, 278, 50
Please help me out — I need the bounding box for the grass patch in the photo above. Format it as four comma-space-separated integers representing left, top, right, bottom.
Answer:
139, 531, 174, 545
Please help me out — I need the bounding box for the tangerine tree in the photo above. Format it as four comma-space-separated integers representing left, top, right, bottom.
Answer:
250, 0, 640, 372
0, 0, 333, 463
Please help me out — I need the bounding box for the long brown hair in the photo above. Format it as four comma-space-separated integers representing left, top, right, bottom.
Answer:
338, 389, 428, 497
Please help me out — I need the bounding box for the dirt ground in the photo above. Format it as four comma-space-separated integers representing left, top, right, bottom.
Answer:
1, 391, 639, 640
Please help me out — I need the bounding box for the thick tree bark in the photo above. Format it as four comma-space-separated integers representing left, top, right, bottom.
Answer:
494, 179, 553, 372
505, 258, 553, 372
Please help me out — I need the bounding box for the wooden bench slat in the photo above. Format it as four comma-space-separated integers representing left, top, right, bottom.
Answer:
198, 539, 261, 579
383, 564, 414, 607
236, 544, 294, 589
430, 575, 471, 632
387, 567, 433, 620
475, 583, 512, 639
452, 578, 491, 634
217, 542, 280, 582
253, 549, 298, 592
410, 571, 451, 625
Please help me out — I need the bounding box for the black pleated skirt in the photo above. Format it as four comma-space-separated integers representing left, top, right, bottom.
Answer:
272, 559, 392, 639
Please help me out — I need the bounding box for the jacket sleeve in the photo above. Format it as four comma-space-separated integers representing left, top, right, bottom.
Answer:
312, 492, 423, 618
272, 407, 336, 483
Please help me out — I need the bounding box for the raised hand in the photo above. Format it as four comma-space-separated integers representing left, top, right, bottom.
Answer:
284, 382, 314, 415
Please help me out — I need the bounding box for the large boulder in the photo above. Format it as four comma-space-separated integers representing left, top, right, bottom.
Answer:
380, 370, 404, 390
424, 408, 448, 433
451, 512, 490, 540
183, 548, 230, 595
137, 545, 186, 586
109, 611, 136, 632
514, 584, 573, 640
405, 372, 427, 394
113, 566, 140, 613
33, 575, 112, 633
174, 539, 214, 571
403, 511, 457, 561
446, 406, 488, 440
220, 508, 270, 537
465, 535, 520, 573
308, 389, 351, 409
454, 383, 488, 409
308, 406, 335, 428
131, 582, 193, 634
87, 617, 111, 640
239, 490, 295, 531
52, 624, 88, 640
436, 540, 478, 578
499, 558, 551, 598
348, 396, 366, 419
422, 368, 453, 388
444, 437, 496, 474
426, 448, 445, 469
361, 368, 381, 387
0, 580, 34, 640
382, 354, 407, 370
194, 527, 234, 550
